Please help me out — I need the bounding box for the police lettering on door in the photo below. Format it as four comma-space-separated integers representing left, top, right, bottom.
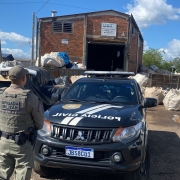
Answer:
2, 101, 20, 110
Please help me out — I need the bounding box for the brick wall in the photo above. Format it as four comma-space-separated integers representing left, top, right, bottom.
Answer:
40, 14, 129, 63
87, 15, 128, 37
41, 18, 85, 62
138, 40, 143, 70
39, 12, 143, 72
128, 24, 143, 73
128, 63, 136, 73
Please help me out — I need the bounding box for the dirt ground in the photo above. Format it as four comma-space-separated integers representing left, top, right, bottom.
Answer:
10, 105, 180, 180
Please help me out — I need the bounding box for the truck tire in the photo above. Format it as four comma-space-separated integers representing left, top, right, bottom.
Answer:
124, 146, 150, 180
33, 161, 59, 177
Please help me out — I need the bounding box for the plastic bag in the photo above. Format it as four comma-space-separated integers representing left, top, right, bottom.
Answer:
144, 87, 163, 105
163, 89, 180, 110
133, 73, 149, 87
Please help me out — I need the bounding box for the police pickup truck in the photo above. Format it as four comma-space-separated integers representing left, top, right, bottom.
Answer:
34, 71, 157, 180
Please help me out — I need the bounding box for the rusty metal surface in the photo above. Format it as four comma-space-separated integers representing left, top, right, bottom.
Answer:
148, 73, 180, 89
44, 67, 85, 79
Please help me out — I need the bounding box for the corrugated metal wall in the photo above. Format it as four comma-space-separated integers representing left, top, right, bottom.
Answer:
45, 67, 85, 78
148, 74, 180, 89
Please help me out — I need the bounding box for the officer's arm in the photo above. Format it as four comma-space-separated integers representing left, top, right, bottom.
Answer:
27, 93, 44, 130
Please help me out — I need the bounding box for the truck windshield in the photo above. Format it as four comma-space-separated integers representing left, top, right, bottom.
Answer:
62, 81, 138, 105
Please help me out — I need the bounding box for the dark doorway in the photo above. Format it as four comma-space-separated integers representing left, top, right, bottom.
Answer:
87, 43, 125, 71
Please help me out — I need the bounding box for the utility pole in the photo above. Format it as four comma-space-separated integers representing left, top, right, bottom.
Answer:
31, 12, 35, 66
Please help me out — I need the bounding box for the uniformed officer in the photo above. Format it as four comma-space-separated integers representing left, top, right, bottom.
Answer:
0, 65, 44, 180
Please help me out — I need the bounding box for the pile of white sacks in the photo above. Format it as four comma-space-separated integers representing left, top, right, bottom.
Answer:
131, 72, 180, 111
35, 52, 86, 69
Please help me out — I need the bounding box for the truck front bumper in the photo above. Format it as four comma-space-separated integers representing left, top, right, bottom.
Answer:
34, 132, 144, 173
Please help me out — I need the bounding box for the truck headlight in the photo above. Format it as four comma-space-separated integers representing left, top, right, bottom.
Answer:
112, 122, 142, 143
41, 119, 51, 136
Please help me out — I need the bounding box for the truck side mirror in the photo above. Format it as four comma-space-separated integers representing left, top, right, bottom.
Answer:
144, 98, 157, 108
51, 93, 61, 102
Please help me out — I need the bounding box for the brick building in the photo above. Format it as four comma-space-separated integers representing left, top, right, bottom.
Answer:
36, 10, 143, 73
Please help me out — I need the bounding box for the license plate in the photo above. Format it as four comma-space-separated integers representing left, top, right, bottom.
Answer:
65, 146, 94, 158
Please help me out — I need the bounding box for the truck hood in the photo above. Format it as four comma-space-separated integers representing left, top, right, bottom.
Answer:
45, 102, 143, 128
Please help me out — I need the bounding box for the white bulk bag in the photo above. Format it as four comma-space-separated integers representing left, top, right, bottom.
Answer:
35, 53, 65, 67
163, 89, 180, 111
77, 63, 86, 69
144, 87, 163, 105
50, 52, 65, 67
70, 75, 86, 84
140, 86, 146, 97
163, 89, 180, 110
133, 73, 149, 87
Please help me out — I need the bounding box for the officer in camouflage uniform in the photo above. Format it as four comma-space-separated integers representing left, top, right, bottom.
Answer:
0, 65, 44, 180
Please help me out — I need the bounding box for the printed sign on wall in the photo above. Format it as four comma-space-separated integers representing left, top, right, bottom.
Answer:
101, 23, 117, 37
62, 39, 68, 44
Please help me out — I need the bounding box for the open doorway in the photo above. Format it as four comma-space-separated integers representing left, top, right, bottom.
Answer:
87, 43, 125, 71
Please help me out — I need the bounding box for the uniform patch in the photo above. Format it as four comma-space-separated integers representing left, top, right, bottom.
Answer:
2, 101, 20, 111
62, 104, 82, 110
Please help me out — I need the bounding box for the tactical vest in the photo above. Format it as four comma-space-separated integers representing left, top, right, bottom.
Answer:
0, 88, 35, 133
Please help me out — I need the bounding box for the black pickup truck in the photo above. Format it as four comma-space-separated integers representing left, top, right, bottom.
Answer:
34, 71, 157, 180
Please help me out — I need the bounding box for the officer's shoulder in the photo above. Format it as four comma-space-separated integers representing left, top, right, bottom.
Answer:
23, 89, 31, 93
0, 87, 7, 90
21, 89, 32, 96
27, 91, 38, 100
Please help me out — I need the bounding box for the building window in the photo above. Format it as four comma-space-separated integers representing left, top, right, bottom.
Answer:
132, 26, 136, 36
52, 21, 73, 33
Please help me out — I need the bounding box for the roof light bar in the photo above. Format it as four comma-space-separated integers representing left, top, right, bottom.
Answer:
84, 71, 135, 76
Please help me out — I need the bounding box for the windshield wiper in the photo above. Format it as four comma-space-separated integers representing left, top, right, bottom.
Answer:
96, 100, 123, 105
66, 99, 85, 102
96, 100, 110, 104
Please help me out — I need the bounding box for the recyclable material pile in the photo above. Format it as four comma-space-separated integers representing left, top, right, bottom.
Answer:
35, 52, 86, 69
132, 64, 180, 111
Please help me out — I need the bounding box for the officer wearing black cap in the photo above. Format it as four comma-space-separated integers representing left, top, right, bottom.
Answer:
0, 65, 44, 180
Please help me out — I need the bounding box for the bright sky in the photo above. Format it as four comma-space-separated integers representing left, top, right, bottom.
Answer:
0, 0, 180, 61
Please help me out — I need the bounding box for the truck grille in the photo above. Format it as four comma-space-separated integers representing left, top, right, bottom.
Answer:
51, 124, 113, 143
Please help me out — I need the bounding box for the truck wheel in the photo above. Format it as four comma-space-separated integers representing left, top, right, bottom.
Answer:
124, 146, 150, 180
33, 161, 59, 177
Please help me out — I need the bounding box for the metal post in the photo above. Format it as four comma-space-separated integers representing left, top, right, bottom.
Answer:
126, 15, 131, 72
0, 39, 2, 62
31, 12, 35, 66
35, 16, 38, 61
83, 15, 87, 66
38, 19, 42, 67
136, 32, 139, 73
